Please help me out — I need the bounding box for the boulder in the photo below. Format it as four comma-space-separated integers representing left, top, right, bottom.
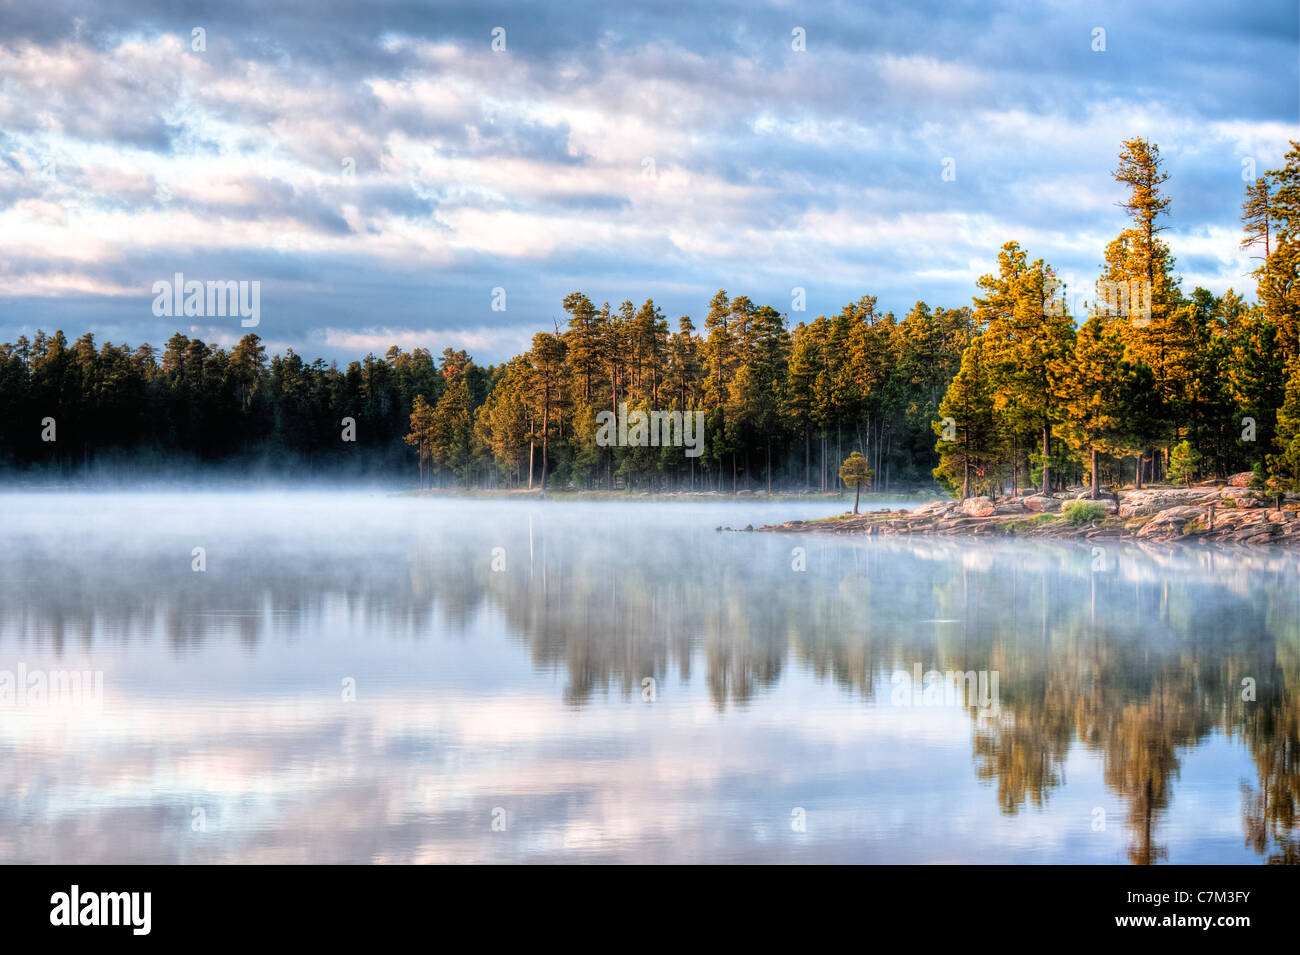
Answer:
961, 496, 995, 517
1118, 487, 1217, 517
1067, 486, 1111, 500
1022, 495, 1062, 513
1218, 488, 1261, 508
1136, 505, 1204, 538
1228, 472, 1254, 487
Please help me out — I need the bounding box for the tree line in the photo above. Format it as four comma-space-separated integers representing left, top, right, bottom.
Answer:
2, 138, 1298, 495
935, 138, 1300, 500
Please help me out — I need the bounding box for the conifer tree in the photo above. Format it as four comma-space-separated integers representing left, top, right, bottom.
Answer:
404, 393, 436, 488
529, 332, 567, 494
1268, 358, 1300, 497
976, 242, 1074, 494
1053, 316, 1128, 498
1101, 137, 1187, 477
934, 337, 1001, 499
838, 451, 872, 514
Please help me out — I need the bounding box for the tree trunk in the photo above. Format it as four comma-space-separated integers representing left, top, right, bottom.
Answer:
854, 482, 861, 514
539, 400, 549, 497
821, 434, 827, 491
1011, 432, 1018, 496
1041, 422, 1052, 496
804, 428, 810, 491
1090, 447, 1099, 499
962, 430, 970, 500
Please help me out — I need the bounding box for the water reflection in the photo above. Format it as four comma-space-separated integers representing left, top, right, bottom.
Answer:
0, 492, 1296, 863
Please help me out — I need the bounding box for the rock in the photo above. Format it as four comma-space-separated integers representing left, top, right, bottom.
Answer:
1218, 488, 1262, 508
1219, 487, 1254, 500
1022, 495, 1062, 513
1228, 472, 1254, 487
1225, 510, 1269, 528
1066, 487, 1110, 500
1118, 502, 1155, 518
1136, 505, 1204, 538
756, 487, 1295, 547
1118, 487, 1217, 517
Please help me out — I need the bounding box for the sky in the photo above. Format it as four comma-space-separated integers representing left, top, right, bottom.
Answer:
0, 0, 1296, 366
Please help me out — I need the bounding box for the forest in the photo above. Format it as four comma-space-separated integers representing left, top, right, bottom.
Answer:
2, 138, 1299, 498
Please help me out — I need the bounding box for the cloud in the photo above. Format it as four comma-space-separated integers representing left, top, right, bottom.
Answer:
0, 0, 1294, 362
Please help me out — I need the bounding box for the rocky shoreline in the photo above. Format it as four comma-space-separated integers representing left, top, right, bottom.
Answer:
756, 474, 1300, 545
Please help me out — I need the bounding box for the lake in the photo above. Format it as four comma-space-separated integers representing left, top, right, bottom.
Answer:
0, 491, 1296, 863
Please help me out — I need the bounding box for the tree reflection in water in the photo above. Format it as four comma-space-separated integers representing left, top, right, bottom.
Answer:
0, 497, 1295, 863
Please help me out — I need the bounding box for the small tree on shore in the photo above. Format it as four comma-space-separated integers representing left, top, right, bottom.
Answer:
1168, 440, 1199, 487
839, 451, 873, 514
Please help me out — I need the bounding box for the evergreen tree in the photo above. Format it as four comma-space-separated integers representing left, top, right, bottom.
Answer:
432, 373, 476, 484
838, 451, 872, 514
529, 332, 567, 494
977, 242, 1074, 494
1053, 316, 1129, 498
404, 393, 436, 488
934, 337, 1002, 499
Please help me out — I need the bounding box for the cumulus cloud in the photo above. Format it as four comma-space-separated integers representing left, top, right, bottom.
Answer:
0, 0, 1294, 362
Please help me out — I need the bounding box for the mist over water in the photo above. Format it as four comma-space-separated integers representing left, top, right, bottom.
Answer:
0, 491, 1295, 863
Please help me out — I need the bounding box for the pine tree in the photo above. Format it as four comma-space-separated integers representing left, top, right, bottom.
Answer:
562, 292, 601, 401
977, 242, 1074, 494
786, 321, 823, 489
1268, 358, 1300, 498
1102, 137, 1188, 479
431, 373, 476, 484
475, 356, 532, 485
838, 451, 872, 513
529, 332, 567, 494
1167, 440, 1199, 488
1227, 307, 1285, 468
935, 336, 1002, 499
404, 393, 436, 488
1053, 316, 1128, 498
1241, 176, 1272, 264
1258, 143, 1300, 359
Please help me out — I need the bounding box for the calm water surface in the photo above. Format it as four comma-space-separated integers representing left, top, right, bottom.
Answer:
0, 491, 1296, 863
